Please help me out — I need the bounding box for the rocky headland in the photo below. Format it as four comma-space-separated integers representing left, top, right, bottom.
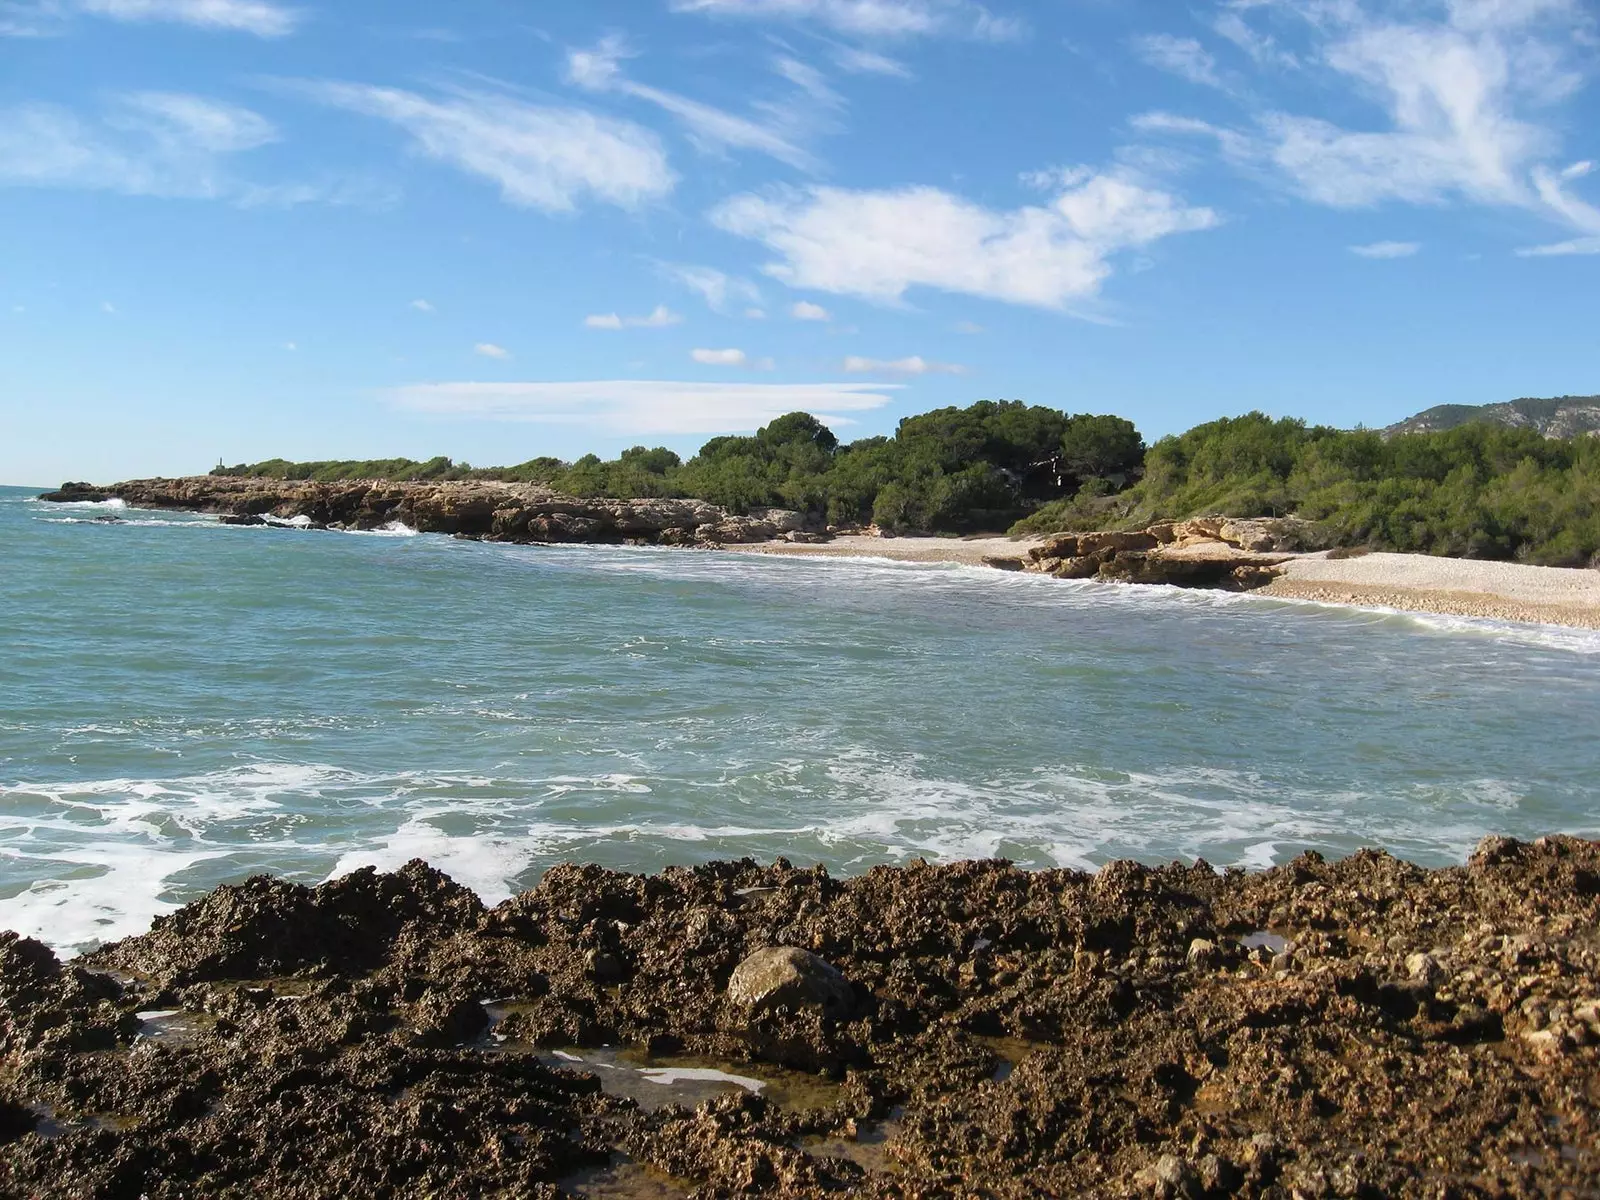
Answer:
39, 478, 819, 547
3, 838, 1599, 1197
40, 479, 1305, 590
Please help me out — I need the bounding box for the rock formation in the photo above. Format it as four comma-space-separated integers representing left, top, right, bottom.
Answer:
2, 839, 1599, 1196
1004, 517, 1325, 591
39, 478, 810, 547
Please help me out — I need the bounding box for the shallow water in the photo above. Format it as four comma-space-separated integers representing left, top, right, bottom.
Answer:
3, 484, 1599, 954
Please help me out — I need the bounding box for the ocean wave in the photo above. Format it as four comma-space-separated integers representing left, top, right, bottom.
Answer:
3, 755, 1586, 957
33, 497, 127, 510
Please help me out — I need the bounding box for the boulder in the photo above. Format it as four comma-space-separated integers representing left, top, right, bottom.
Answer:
727, 947, 854, 1019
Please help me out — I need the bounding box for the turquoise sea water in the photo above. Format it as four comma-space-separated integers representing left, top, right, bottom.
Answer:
3, 484, 1598, 953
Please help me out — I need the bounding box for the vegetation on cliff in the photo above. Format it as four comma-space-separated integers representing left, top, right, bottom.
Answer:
214, 403, 1144, 535
214, 399, 1600, 565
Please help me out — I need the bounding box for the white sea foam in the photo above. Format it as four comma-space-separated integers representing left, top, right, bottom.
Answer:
39, 497, 128, 511
1, 748, 1590, 957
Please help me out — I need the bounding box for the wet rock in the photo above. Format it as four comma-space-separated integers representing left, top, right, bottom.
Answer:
727, 948, 854, 1020
586, 950, 627, 985
5, 844, 1600, 1196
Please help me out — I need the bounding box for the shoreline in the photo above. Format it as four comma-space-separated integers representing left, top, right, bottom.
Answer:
3, 838, 1598, 1195
735, 536, 1600, 631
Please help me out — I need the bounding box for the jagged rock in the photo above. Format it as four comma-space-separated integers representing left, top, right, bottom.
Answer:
727, 947, 854, 1019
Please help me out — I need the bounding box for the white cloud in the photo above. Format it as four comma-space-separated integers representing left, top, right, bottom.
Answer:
1133, 34, 1225, 89
842, 354, 964, 374
296, 82, 675, 213
953, 319, 984, 333
692, 347, 749, 366
0, 92, 278, 198
387, 379, 902, 435
585, 305, 684, 330
714, 169, 1217, 310
77, 0, 299, 36
790, 300, 832, 320
745, 307, 768, 319
474, 342, 510, 359
411, 298, 435, 312
565, 36, 823, 171
1135, 0, 1597, 243
1350, 240, 1420, 258
669, 0, 1023, 42
830, 44, 911, 76
1211, 9, 1298, 69
660, 263, 763, 313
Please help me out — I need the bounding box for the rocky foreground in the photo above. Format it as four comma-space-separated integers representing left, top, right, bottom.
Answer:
3, 839, 1600, 1197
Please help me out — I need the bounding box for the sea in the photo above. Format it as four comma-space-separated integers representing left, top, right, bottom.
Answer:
4, 483, 1598, 955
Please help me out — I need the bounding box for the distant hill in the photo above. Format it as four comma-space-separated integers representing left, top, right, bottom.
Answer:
1385, 395, 1600, 439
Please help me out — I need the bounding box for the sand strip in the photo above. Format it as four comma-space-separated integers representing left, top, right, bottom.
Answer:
735, 539, 1600, 630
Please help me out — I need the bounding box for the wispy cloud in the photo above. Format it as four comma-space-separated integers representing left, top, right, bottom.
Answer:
842, 354, 964, 374
474, 342, 510, 359
669, 0, 1023, 42
0, 91, 279, 199
790, 300, 832, 321
387, 379, 902, 435
78, 0, 299, 36
714, 168, 1216, 311
1350, 240, 1420, 258
293, 82, 676, 213
691, 347, 748, 365
2, 0, 299, 36
660, 263, 764, 313
1134, 0, 1598, 246
411, 299, 435, 313
585, 305, 683, 330
1133, 34, 1226, 90
830, 43, 911, 76
565, 35, 832, 171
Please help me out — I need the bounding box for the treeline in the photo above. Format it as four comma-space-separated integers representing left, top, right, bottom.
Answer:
213, 402, 1144, 534
1023, 413, 1600, 566
213, 402, 1600, 565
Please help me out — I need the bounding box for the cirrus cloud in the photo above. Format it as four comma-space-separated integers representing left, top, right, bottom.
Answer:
291, 82, 676, 213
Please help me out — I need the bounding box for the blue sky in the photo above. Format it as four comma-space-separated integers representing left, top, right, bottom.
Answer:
0, 0, 1596, 484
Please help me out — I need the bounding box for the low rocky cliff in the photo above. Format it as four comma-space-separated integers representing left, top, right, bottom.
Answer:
990, 517, 1326, 591
40, 478, 814, 546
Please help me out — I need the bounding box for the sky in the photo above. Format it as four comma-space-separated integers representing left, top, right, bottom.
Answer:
0, 0, 1596, 485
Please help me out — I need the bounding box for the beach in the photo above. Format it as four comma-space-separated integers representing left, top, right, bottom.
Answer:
736, 536, 1600, 630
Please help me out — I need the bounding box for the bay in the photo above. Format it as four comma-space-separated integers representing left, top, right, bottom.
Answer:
2, 484, 1597, 954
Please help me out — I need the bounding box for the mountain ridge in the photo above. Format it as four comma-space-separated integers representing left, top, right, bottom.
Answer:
1385, 395, 1600, 438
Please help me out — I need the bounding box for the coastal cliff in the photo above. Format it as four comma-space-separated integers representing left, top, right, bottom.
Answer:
41, 478, 815, 546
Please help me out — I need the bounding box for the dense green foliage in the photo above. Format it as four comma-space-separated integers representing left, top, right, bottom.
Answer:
1019, 412, 1600, 566
214, 402, 1600, 564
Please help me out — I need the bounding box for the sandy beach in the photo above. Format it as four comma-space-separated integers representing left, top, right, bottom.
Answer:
736, 537, 1600, 629
1263, 552, 1600, 629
